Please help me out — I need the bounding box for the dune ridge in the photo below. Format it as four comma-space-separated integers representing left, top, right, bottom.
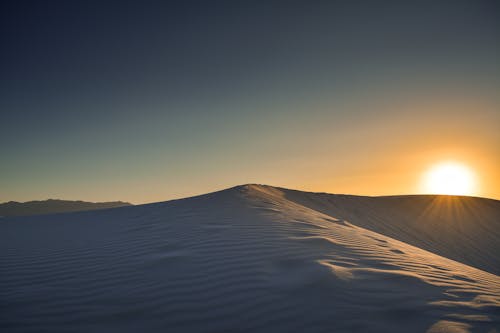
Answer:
278, 186, 500, 275
1, 184, 498, 332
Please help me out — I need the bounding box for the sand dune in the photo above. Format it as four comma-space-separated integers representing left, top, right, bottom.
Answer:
1, 185, 499, 332
280, 187, 500, 275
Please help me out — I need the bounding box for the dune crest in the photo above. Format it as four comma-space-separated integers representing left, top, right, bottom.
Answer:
274, 185, 500, 275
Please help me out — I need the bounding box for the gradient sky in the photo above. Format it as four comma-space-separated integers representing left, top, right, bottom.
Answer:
1, 0, 499, 203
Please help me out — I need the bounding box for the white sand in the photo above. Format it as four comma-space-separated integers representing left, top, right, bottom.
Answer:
280, 187, 500, 275
1, 184, 499, 332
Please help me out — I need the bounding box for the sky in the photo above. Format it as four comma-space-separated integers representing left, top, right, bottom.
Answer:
1, 0, 499, 203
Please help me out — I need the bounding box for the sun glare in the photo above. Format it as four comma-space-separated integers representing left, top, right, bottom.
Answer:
421, 162, 476, 196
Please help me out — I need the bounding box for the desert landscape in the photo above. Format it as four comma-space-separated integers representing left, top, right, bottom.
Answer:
1, 185, 499, 332
1, 1, 499, 332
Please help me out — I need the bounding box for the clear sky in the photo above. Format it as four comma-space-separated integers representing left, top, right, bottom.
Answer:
1, 0, 499, 203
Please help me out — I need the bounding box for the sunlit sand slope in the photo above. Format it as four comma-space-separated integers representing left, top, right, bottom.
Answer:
1, 185, 498, 332
281, 187, 500, 275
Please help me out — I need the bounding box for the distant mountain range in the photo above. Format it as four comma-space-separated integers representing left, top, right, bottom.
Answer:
0, 199, 132, 217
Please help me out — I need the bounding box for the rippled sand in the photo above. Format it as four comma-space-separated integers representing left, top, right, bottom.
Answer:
1, 185, 499, 332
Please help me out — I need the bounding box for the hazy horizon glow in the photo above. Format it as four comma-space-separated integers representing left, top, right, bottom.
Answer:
1, 1, 499, 204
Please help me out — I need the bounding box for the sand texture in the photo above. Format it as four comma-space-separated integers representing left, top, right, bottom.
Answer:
1, 185, 499, 332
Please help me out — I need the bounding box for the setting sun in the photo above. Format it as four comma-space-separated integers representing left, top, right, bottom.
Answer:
421, 162, 477, 196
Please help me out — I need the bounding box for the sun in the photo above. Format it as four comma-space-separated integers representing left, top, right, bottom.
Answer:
421, 162, 477, 196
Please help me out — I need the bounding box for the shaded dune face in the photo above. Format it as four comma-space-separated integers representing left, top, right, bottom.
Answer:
280, 188, 500, 275
1, 185, 499, 332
